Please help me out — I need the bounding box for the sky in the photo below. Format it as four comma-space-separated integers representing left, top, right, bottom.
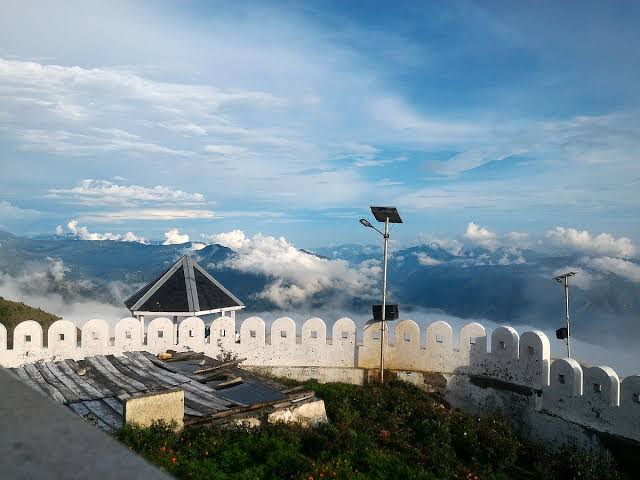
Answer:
1, 0, 639, 248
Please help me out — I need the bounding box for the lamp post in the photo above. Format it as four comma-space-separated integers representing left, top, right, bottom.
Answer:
360, 206, 402, 383
554, 271, 576, 358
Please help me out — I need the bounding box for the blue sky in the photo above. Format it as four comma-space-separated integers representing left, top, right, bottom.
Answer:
1, 0, 639, 248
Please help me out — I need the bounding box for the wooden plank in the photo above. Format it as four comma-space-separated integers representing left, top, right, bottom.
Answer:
140, 352, 184, 374
212, 377, 243, 390
46, 362, 92, 401
12, 368, 46, 395
32, 362, 79, 404
95, 355, 147, 391
56, 361, 104, 400
68, 402, 112, 432
84, 357, 140, 395
82, 400, 123, 430
22, 364, 66, 404
75, 359, 126, 396
194, 358, 247, 374
65, 359, 115, 397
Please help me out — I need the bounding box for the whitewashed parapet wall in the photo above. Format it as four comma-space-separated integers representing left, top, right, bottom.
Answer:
0, 316, 638, 442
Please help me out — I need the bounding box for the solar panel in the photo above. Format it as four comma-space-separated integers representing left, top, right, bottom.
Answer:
370, 206, 402, 223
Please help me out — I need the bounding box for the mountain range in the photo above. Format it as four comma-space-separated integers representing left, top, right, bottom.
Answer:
0, 230, 638, 350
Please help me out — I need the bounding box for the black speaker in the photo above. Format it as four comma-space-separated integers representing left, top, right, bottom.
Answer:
556, 327, 568, 340
372, 304, 399, 321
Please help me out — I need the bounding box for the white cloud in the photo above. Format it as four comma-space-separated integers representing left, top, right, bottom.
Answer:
48, 179, 206, 206
0, 57, 281, 114
0, 258, 128, 324
77, 209, 216, 222
415, 252, 442, 266
0, 200, 40, 219
17, 128, 192, 157
464, 222, 500, 251
206, 230, 250, 251
64, 219, 147, 243
583, 257, 640, 283
204, 144, 248, 156
504, 231, 530, 249
209, 230, 379, 307
163, 228, 189, 245
546, 227, 636, 258
370, 96, 482, 145
353, 159, 395, 168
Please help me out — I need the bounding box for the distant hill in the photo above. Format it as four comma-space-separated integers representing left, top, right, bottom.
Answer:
0, 296, 61, 346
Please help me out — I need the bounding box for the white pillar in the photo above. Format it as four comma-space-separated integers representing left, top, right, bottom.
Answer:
139, 315, 145, 347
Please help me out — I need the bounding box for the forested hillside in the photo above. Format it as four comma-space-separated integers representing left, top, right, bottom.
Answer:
0, 296, 60, 344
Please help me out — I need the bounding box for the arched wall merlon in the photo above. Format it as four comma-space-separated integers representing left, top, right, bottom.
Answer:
358, 322, 384, 369
271, 317, 296, 346
491, 326, 519, 359
209, 316, 237, 351
332, 317, 356, 342
178, 317, 205, 351
425, 320, 453, 350
0, 323, 6, 351
549, 358, 583, 397
459, 322, 487, 364
621, 376, 640, 408
81, 319, 110, 353
115, 317, 143, 351
618, 375, 640, 442
584, 366, 620, 407
47, 320, 77, 353
240, 316, 266, 345
146, 317, 175, 353
302, 317, 327, 344
519, 330, 551, 388
14, 321, 43, 351
388, 320, 422, 371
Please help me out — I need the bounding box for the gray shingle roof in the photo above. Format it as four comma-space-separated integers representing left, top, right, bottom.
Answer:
124, 255, 243, 314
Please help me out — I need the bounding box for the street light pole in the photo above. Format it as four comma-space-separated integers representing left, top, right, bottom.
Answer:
360, 207, 402, 384
563, 276, 571, 358
554, 271, 575, 358
380, 217, 389, 383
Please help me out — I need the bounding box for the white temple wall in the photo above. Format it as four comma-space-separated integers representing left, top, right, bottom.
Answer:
0, 315, 638, 443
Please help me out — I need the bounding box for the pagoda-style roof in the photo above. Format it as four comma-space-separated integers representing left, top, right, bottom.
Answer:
124, 255, 244, 316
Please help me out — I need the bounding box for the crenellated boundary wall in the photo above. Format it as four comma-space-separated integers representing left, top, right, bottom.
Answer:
1, 316, 638, 455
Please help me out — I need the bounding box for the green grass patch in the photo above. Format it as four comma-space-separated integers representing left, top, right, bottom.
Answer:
116, 379, 623, 479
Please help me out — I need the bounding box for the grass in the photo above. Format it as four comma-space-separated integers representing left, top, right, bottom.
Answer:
116, 379, 624, 480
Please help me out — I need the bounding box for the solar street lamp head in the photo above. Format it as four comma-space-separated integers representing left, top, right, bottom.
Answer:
554, 271, 576, 283
370, 206, 402, 224
359, 218, 373, 228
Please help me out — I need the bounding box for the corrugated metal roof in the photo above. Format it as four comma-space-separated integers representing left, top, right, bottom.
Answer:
215, 380, 286, 405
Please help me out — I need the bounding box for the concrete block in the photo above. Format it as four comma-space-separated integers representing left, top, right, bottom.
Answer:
124, 389, 184, 430
267, 399, 328, 427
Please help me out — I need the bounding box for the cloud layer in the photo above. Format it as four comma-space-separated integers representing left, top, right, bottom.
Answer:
208, 230, 380, 308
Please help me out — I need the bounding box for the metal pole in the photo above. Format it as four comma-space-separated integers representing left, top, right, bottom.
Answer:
565, 277, 571, 358
380, 217, 389, 383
